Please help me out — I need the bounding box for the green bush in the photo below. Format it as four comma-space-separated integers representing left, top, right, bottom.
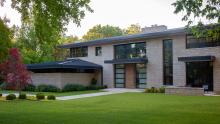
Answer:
0, 93, 2, 97
18, 93, 27, 99
23, 84, 36, 92
37, 85, 60, 92
145, 87, 165, 93
91, 78, 97, 85
36, 93, 45, 100
6, 94, 16, 100
62, 84, 86, 92
86, 85, 106, 90
47, 95, 56, 100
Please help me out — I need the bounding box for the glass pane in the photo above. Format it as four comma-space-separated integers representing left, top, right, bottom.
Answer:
138, 74, 146, 78
116, 79, 124, 83
138, 84, 146, 89
139, 79, 146, 83
116, 74, 124, 78
116, 69, 124, 73
116, 64, 124, 68
115, 83, 124, 88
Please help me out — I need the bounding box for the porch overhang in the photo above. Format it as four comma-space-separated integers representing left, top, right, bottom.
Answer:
178, 56, 215, 62
104, 58, 148, 64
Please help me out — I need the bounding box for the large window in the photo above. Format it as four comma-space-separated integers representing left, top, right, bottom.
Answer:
186, 35, 220, 48
136, 63, 146, 88
163, 39, 173, 85
114, 42, 146, 59
95, 47, 102, 56
114, 64, 125, 88
70, 46, 88, 57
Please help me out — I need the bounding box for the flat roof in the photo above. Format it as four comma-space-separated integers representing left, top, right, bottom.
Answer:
60, 27, 186, 48
27, 59, 102, 71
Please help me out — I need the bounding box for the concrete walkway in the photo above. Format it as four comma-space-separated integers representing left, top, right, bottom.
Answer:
56, 88, 144, 100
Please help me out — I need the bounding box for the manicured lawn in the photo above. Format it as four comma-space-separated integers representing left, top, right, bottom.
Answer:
1, 90, 102, 96
0, 93, 220, 124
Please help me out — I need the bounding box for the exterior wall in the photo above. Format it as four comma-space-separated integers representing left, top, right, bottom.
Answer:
31, 72, 96, 88
71, 44, 114, 88
172, 35, 220, 93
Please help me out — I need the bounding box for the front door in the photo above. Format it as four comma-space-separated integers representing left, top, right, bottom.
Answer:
186, 62, 213, 91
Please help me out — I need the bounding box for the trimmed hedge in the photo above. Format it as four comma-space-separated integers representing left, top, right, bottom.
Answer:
36, 93, 45, 100
47, 95, 56, 100
145, 87, 165, 93
37, 85, 61, 92
18, 93, 27, 99
62, 84, 86, 92
6, 94, 16, 100
23, 84, 36, 92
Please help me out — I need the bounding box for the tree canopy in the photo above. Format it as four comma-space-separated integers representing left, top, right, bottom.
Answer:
124, 24, 141, 35
82, 24, 124, 41
0, 18, 12, 62
172, 0, 220, 39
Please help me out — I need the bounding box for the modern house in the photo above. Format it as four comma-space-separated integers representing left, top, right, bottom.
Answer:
27, 25, 220, 93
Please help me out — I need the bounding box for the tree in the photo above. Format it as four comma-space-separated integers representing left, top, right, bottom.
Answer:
124, 24, 141, 35
172, 0, 220, 39
0, 18, 12, 62
82, 24, 124, 41
0, 48, 31, 91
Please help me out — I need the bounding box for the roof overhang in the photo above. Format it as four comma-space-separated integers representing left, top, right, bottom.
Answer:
178, 56, 216, 62
27, 59, 102, 72
104, 58, 148, 64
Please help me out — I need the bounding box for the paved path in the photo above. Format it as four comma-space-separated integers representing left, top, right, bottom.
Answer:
56, 88, 144, 100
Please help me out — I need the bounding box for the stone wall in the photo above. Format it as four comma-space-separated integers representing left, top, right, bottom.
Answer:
165, 87, 204, 96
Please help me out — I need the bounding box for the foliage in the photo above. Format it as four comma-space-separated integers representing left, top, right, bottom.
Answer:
0, 48, 31, 90
62, 84, 86, 92
36, 93, 45, 100
18, 93, 27, 99
37, 85, 60, 92
86, 85, 106, 90
0, 18, 12, 63
6, 94, 16, 100
47, 95, 56, 100
0, 93, 2, 97
124, 24, 141, 35
23, 84, 36, 92
91, 78, 97, 85
144, 87, 165, 93
82, 24, 124, 41
172, 0, 220, 39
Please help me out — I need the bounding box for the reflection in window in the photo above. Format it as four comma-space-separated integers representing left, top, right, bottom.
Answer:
163, 39, 173, 85
70, 46, 88, 57
114, 42, 146, 59
115, 64, 125, 88
186, 35, 220, 48
95, 47, 102, 56
136, 63, 146, 88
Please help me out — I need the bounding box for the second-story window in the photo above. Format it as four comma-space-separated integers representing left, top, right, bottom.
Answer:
70, 46, 88, 57
95, 47, 102, 56
114, 42, 146, 59
186, 35, 220, 49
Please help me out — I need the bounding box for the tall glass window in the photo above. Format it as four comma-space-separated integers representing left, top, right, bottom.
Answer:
136, 63, 146, 88
115, 64, 125, 88
95, 47, 102, 56
163, 39, 173, 85
114, 42, 146, 59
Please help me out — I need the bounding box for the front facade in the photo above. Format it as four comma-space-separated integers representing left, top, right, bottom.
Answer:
61, 27, 220, 93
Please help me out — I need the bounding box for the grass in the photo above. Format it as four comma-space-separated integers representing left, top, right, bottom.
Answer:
0, 93, 220, 124
0, 90, 102, 97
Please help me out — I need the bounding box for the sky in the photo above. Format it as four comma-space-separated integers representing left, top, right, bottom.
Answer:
0, 0, 189, 38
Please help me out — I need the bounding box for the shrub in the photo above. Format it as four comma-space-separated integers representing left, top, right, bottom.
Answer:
6, 94, 16, 100
0, 93, 2, 97
91, 78, 97, 85
86, 85, 106, 90
18, 93, 27, 99
62, 84, 86, 92
36, 93, 45, 100
37, 85, 60, 92
23, 84, 36, 92
47, 95, 56, 100
144, 87, 164, 93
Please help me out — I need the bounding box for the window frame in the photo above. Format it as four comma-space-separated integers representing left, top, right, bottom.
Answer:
70, 46, 88, 57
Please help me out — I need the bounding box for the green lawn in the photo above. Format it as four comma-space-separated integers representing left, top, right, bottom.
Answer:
0, 90, 102, 96
0, 93, 220, 124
